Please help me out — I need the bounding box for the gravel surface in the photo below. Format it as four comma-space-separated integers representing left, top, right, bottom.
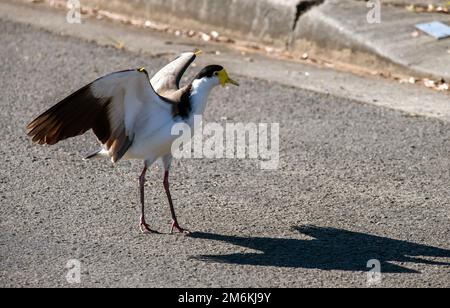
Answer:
1, 19, 449, 288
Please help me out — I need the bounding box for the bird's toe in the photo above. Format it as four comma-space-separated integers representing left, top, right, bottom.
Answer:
140, 223, 160, 234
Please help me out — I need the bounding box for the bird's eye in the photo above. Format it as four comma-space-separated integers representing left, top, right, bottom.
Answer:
214, 72, 219, 76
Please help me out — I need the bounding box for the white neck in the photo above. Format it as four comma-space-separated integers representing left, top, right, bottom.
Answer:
189, 77, 218, 116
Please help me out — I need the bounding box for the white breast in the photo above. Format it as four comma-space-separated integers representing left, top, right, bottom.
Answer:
125, 77, 218, 162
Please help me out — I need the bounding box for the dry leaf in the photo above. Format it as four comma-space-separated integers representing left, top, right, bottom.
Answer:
201, 33, 211, 41
437, 83, 449, 91
210, 31, 220, 39
424, 79, 436, 88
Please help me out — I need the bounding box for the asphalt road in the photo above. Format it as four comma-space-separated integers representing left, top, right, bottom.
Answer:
1, 18, 449, 288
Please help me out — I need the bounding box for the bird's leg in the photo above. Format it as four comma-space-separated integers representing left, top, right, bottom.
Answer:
139, 164, 158, 234
163, 171, 190, 235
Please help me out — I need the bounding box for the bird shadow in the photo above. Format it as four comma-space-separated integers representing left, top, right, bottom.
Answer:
189, 225, 450, 273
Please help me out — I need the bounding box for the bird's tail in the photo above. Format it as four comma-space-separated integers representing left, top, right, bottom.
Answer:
84, 149, 108, 160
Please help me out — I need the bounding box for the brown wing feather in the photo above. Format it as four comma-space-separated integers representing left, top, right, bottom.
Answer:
27, 85, 109, 144
27, 82, 132, 163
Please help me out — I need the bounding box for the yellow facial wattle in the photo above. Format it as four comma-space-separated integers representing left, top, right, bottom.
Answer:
217, 69, 239, 87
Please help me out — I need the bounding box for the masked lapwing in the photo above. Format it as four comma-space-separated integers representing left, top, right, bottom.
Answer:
26, 50, 239, 235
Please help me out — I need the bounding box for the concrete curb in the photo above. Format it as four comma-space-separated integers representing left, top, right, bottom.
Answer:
295, 0, 450, 80
58, 0, 450, 79
85, 0, 311, 47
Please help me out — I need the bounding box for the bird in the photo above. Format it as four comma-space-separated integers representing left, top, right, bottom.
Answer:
26, 50, 239, 235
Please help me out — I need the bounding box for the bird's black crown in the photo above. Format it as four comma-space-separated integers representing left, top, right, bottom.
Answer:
195, 65, 224, 79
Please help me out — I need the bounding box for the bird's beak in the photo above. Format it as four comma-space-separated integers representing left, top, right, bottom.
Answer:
219, 69, 240, 87
227, 77, 240, 87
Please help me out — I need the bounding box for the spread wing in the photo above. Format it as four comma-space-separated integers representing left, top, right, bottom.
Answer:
27, 69, 171, 163
151, 50, 199, 94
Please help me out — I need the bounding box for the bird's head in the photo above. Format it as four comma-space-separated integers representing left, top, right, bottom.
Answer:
195, 65, 239, 88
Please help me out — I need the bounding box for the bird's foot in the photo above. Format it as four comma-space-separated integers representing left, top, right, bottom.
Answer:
171, 221, 191, 235
140, 223, 159, 234
139, 217, 159, 234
